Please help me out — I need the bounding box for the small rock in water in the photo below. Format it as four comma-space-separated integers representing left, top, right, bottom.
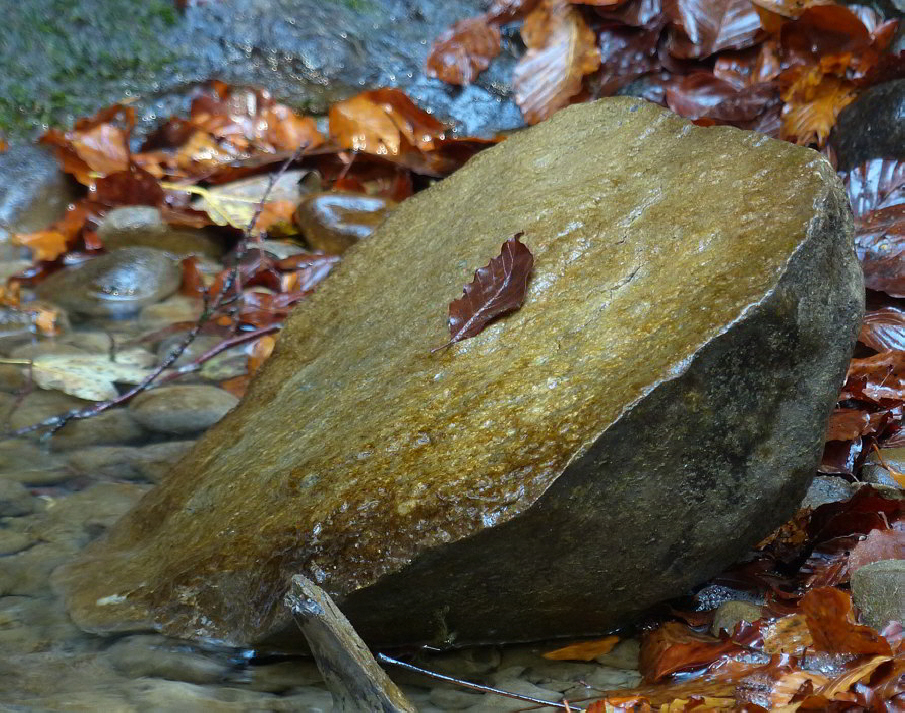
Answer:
851, 559, 905, 631
294, 192, 397, 254
97, 206, 225, 259
62, 98, 862, 650
0, 480, 36, 517
36, 247, 182, 318
128, 385, 239, 435
0, 145, 77, 244
833, 79, 905, 170
860, 447, 905, 488
710, 600, 764, 637
49, 409, 147, 452
799, 475, 858, 510
106, 634, 231, 684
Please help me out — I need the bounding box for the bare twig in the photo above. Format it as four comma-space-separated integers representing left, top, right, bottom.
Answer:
376, 653, 581, 711
4, 148, 304, 440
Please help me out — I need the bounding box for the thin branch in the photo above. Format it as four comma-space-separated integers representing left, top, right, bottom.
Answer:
4, 147, 304, 440
376, 653, 582, 711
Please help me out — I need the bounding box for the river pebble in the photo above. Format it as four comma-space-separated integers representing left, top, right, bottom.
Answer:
129, 385, 238, 434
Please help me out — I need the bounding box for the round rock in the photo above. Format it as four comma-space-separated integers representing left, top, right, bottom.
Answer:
833, 79, 905, 170
128, 386, 239, 435
294, 192, 396, 254
36, 248, 182, 318
97, 206, 224, 259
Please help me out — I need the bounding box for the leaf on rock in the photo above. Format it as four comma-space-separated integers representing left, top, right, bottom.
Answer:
665, 0, 763, 60
30, 353, 153, 401
848, 528, 905, 575
435, 234, 534, 351
800, 586, 892, 655
543, 635, 619, 661
513, 0, 601, 124
426, 15, 502, 85
749, 0, 828, 18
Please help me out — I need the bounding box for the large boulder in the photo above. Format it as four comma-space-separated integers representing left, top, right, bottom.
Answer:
59, 98, 863, 650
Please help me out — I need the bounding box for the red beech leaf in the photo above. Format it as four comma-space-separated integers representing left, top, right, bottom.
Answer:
513, 0, 601, 124
665, 0, 763, 60
855, 206, 905, 297
665, 73, 777, 121
800, 587, 892, 655
435, 233, 534, 351
843, 158, 905, 219
848, 528, 905, 576
825, 409, 871, 442
860, 308, 905, 352
426, 14, 502, 85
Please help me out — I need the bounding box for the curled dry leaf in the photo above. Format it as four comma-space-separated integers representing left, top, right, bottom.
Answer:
435, 233, 534, 351
426, 15, 502, 85
513, 0, 601, 124
593, 24, 661, 96
665, 0, 763, 60
543, 635, 619, 661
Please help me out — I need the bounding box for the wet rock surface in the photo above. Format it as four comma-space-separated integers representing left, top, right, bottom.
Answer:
2, 0, 523, 144
36, 247, 182, 318
129, 385, 240, 435
97, 206, 225, 259
832, 79, 905, 170
851, 559, 905, 630
60, 98, 862, 650
294, 192, 397, 254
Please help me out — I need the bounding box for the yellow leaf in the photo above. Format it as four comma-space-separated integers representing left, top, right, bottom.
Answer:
543, 635, 619, 661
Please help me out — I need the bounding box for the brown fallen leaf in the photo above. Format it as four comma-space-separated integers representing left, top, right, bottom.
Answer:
780, 67, 857, 146
434, 233, 534, 351
800, 586, 892, 656
543, 635, 620, 661
665, 0, 764, 60
513, 0, 601, 124
426, 14, 502, 85
860, 308, 905, 352
848, 528, 905, 576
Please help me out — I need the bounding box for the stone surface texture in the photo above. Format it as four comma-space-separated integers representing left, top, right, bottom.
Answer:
851, 559, 905, 630
60, 98, 863, 651
832, 79, 905, 170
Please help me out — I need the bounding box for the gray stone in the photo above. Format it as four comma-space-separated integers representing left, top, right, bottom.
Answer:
1, 1, 521, 144
0, 530, 33, 555
97, 206, 225, 259
36, 247, 182, 318
67, 441, 194, 482
140, 295, 205, 326
833, 79, 905, 171
800, 475, 857, 510
851, 559, 905, 630
0, 145, 77, 244
3, 390, 90, 433
429, 686, 485, 709
157, 334, 223, 368
128, 385, 239, 434
0, 364, 28, 393
49, 409, 146, 452
710, 600, 764, 637
7, 341, 85, 360
61, 99, 862, 651
124, 679, 279, 712
106, 634, 231, 684
244, 660, 324, 693
463, 679, 561, 711
594, 638, 640, 670
0, 480, 34, 517
860, 447, 905, 488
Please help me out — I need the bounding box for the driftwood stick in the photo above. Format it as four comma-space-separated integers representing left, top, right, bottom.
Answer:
285, 575, 416, 713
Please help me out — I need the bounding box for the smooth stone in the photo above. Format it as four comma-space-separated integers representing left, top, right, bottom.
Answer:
0, 480, 35, 517
799, 475, 858, 510
0, 363, 28, 392
36, 247, 182, 318
4, 390, 90, 433
106, 634, 231, 684
140, 294, 205, 326
48, 409, 146, 452
67, 441, 194, 482
429, 686, 485, 709
156, 333, 222, 368
7, 341, 85, 360
258, 240, 308, 261
38, 482, 150, 549
128, 385, 238, 435
861, 447, 905, 488
124, 679, 279, 712
97, 206, 225, 259
244, 659, 324, 693
61, 99, 862, 650
833, 79, 905, 171
0, 145, 77, 243
0, 530, 33, 555
851, 559, 905, 630
294, 192, 396, 254
0, 541, 80, 596
463, 679, 561, 711
594, 638, 640, 670
710, 600, 764, 637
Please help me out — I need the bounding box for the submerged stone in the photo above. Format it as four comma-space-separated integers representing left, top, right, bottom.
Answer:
60, 98, 862, 650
